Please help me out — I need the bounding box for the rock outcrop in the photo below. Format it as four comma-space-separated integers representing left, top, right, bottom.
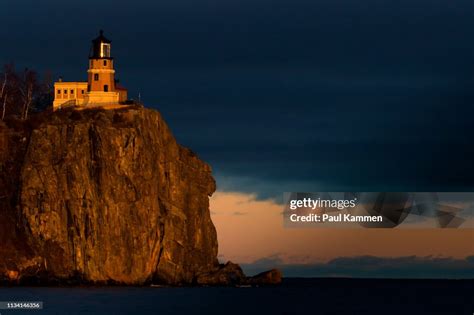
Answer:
196, 262, 246, 285
0, 105, 280, 286
248, 269, 282, 285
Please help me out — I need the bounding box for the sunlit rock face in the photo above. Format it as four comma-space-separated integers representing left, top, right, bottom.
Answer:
0, 106, 220, 285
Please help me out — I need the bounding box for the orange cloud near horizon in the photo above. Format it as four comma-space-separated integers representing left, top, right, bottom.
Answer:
210, 191, 474, 264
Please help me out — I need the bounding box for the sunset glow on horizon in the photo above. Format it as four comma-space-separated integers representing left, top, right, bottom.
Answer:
210, 191, 474, 265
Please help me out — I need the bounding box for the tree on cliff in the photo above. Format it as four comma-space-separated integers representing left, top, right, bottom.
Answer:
19, 68, 38, 120
0, 63, 17, 120
0, 63, 53, 120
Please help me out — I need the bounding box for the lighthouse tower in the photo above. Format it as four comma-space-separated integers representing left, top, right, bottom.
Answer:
85, 30, 125, 104
88, 30, 115, 93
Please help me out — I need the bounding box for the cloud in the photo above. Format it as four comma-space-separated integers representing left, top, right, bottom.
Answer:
250, 254, 284, 266
241, 255, 474, 279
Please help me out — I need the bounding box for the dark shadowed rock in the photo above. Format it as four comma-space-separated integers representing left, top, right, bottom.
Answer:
196, 261, 246, 285
248, 269, 282, 285
0, 106, 280, 286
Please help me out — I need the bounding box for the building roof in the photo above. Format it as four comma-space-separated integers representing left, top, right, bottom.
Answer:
115, 83, 128, 91
54, 81, 88, 86
92, 30, 111, 44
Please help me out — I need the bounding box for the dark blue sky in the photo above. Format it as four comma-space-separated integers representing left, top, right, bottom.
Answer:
2, 0, 473, 199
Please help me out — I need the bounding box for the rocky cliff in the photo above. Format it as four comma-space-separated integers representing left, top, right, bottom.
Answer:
0, 106, 280, 286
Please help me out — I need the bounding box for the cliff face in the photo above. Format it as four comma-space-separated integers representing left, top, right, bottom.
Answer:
0, 106, 221, 285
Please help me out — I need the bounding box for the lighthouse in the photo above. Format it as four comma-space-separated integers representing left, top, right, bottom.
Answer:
88, 30, 115, 93
53, 30, 128, 110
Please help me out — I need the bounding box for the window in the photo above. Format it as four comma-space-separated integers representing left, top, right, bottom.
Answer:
101, 43, 111, 58
71, 90, 74, 94
64, 90, 67, 94
94, 73, 99, 81
104, 85, 109, 92
57, 90, 61, 95
81, 90, 85, 95
103, 60, 107, 66
87, 84, 91, 92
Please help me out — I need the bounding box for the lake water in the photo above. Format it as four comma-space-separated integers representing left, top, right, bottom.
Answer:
0, 279, 472, 315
